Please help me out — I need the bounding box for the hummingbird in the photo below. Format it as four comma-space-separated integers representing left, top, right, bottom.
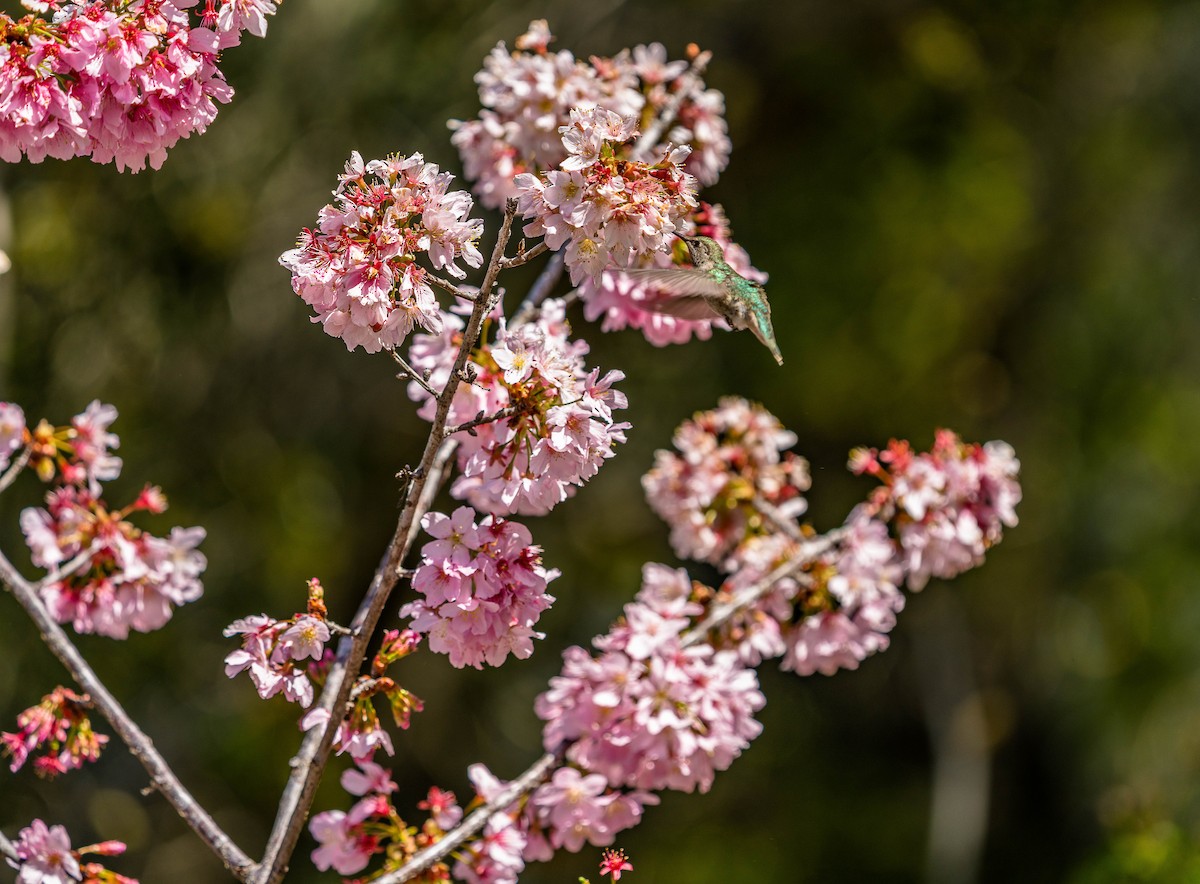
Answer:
625, 235, 784, 365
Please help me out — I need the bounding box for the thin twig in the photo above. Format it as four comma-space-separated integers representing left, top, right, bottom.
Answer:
682, 528, 846, 647
0, 446, 30, 496
751, 495, 807, 544
32, 541, 104, 593
499, 241, 548, 270
0, 549, 256, 881
510, 252, 566, 327
0, 829, 18, 863
404, 440, 457, 556
630, 49, 712, 162
427, 274, 476, 302
373, 750, 562, 884
443, 404, 525, 440
255, 200, 521, 884
391, 350, 438, 399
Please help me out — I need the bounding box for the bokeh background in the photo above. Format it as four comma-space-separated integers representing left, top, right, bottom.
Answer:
3, 1, 1200, 881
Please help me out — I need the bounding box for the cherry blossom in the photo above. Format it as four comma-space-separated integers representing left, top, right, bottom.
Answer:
407, 299, 629, 516
400, 507, 558, 669
0, 401, 26, 471
514, 106, 698, 286
2, 686, 108, 778
279, 151, 483, 353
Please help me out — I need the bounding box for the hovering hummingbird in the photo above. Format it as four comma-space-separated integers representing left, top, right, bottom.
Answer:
625, 235, 784, 365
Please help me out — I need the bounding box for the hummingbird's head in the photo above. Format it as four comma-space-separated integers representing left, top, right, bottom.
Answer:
678, 234, 723, 270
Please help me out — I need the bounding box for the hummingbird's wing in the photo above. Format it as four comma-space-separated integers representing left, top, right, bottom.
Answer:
621, 269, 726, 321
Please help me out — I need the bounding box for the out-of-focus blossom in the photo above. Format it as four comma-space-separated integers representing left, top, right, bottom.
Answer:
453, 22, 729, 208
2, 686, 107, 777
642, 397, 810, 567
279, 151, 483, 353
7, 820, 134, 884
22, 485, 206, 639
0, 401, 27, 471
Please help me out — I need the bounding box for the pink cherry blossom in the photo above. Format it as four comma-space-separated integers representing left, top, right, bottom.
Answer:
22, 485, 206, 639
224, 610, 330, 707
514, 107, 698, 287
642, 397, 810, 567
407, 299, 629, 516
7, 820, 80, 884
400, 507, 558, 669
280, 151, 483, 353
0, 401, 26, 471
452, 23, 730, 208
2, 686, 107, 777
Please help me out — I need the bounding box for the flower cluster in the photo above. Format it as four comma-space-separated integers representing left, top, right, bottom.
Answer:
21, 482, 206, 638
300, 628, 424, 760
452, 21, 730, 208
309, 768, 462, 879
579, 202, 768, 347
407, 299, 629, 516
15, 403, 206, 639
279, 151, 483, 353
514, 106, 698, 286
223, 610, 330, 708
537, 563, 765, 795
6, 819, 135, 884
642, 397, 811, 567
2, 686, 107, 778
400, 507, 559, 669
0, 401, 25, 471
0, 0, 279, 172
852, 429, 1022, 589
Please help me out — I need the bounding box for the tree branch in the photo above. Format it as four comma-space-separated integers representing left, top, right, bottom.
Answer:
0, 829, 18, 863
499, 241, 548, 270
0, 549, 256, 881
254, 200, 521, 884
0, 446, 29, 497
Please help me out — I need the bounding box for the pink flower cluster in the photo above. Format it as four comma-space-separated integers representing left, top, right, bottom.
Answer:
309, 766, 463, 879
21, 484, 206, 639
407, 299, 629, 516
852, 430, 1022, 589
0, 401, 25, 470
279, 151, 483, 353
7, 819, 134, 884
642, 397, 811, 567
537, 563, 765, 795
514, 106, 698, 286
452, 21, 730, 208
0, 0, 279, 172
779, 511, 906, 676
223, 611, 330, 707
2, 686, 108, 778
580, 202, 768, 347
400, 507, 558, 669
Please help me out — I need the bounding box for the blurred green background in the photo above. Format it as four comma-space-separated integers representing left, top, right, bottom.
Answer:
3, 1, 1200, 882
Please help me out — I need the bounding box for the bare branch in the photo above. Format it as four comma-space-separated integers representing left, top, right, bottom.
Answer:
0, 829, 18, 863
427, 274, 476, 302
499, 241, 548, 270
443, 404, 526, 440
751, 495, 807, 544
391, 350, 438, 399
255, 200, 522, 884
0, 549, 256, 881
0, 446, 30, 496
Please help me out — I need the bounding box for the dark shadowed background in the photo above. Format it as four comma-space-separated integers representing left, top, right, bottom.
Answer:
3, 1, 1200, 882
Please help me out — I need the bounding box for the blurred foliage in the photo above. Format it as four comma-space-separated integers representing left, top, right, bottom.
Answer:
2, 0, 1200, 882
